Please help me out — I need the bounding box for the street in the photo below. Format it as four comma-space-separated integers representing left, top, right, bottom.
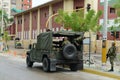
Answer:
0, 53, 116, 80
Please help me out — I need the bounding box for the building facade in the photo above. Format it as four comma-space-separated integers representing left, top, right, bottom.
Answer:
20, 0, 32, 10
9, 0, 120, 53
0, 0, 32, 18
13, 0, 98, 42
98, 0, 120, 40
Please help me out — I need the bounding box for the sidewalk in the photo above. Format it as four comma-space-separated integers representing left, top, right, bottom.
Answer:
0, 45, 27, 58
83, 53, 120, 79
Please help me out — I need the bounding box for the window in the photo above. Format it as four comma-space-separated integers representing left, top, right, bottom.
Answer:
52, 28, 55, 31
11, 0, 16, 4
21, 19, 22, 24
27, 5, 29, 8
25, 31, 29, 40
44, 13, 47, 17
27, 0, 31, 2
24, 31, 25, 39
40, 30, 42, 33
18, 20, 19, 24
34, 16, 36, 20
110, 8, 115, 13
53, 11, 56, 14
43, 29, 46, 32
32, 30, 36, 39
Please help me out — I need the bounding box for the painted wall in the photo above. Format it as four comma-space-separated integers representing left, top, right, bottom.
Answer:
24, 13, 30, 39
17, 15, 22, 39
40, 6, 49, 33
84, 0, 98, 13
52, 1, 63, 31
32, 10, 38, 39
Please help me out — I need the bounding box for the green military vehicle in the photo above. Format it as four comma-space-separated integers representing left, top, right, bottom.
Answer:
26, 31, 84, 72
15, 38, 23, 49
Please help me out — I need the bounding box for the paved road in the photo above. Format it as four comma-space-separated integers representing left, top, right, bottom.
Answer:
0, 54, 116, 80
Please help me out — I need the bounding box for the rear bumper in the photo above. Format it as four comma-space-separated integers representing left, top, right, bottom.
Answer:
56, 59, 82, 64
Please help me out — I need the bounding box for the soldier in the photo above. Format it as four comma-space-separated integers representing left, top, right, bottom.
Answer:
106, 42, 116, 71
74, 36, 85, 51
62, 37, 71, 47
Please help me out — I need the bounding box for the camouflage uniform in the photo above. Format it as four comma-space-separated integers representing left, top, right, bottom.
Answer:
107, 43, 116, 71
74, 37, 84, 51
62, 40, 71, 47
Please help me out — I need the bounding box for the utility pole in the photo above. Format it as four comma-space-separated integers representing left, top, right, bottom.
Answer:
102, 0, 108, 63
1, 0, 4, 35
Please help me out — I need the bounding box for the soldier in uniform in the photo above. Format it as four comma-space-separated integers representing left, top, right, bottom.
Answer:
106, 42, 116, 71
62, 37, 71, 47
74, 36, 85, 51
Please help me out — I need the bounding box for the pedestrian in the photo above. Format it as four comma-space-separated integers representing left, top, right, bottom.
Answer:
106, 42, 116, 71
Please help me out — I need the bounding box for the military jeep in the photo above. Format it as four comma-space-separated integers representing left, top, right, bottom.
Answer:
26, 31, 84, 72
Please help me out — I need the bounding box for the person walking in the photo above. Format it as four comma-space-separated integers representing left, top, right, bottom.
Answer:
106, 42, 116, 71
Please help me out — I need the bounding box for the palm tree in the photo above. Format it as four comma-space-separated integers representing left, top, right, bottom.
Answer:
0, 9, 13, 51
0, 9, 14, 32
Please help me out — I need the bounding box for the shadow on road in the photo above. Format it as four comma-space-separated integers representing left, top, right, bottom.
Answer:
26, 64, 77, 73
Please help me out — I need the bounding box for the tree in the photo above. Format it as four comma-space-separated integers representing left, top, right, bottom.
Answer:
0, 9, 14, 33
2, 31, 11, 51
108, 1, 120, 39
114, 0, 120, 17
0, 9, 13, 51
112, 0, 120, 28
55, 9, 102, 34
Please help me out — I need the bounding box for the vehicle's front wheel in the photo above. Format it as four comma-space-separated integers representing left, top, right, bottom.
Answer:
69, 64, 78, 71
26, 55, 33, 67
43, 57, 50, 72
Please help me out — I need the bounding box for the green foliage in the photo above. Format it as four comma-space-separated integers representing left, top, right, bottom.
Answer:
113, 0, 120, 17
2, 31, 11, 43
108, 26, 120, 32
109, 1, 120, 32
0, 9, 14, 31
55, 9, 102, 33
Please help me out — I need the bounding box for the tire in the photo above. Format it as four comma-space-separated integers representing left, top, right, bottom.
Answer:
63, 44, 77, 59
69, 64, 78, 71
26, 55, 33, 67
43, 57, 50, 72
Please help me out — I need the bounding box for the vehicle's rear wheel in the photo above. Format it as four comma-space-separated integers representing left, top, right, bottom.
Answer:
69, 64, 78, 71
43, 57, 50, 72
26, 55, 33, 67
63, 44, 77, 59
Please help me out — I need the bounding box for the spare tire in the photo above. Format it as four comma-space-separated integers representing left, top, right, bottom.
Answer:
63, 44, 77, 59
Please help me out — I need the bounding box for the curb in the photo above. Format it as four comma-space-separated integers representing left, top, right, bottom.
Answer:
82, 68, 120, 80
